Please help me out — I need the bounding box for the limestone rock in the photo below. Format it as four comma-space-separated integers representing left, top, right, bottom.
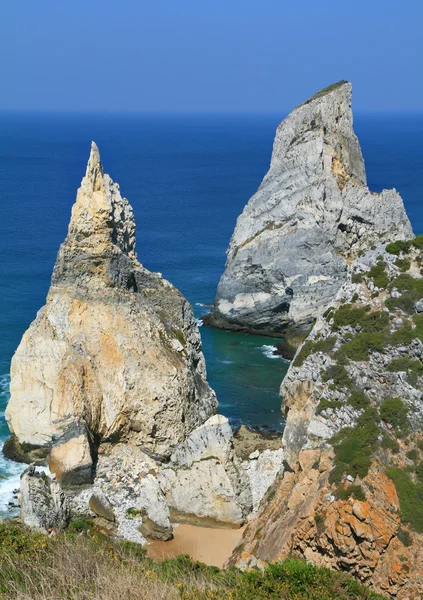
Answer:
20, 466, 70, 533
71, 444, 172, 543
209, 81, 412, 340
49, 423, 93, 487
6, 143, 217, 482
242, 448, 284, 511
159, 415, 252, 527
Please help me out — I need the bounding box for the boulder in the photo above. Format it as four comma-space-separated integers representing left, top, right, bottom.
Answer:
159, 415, 252, 528
49, 423, 93, 487
20, 466, 70, 533
89, 491, 115, 522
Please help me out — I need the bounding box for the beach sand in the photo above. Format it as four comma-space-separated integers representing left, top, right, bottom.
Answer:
146, 523, 245, 568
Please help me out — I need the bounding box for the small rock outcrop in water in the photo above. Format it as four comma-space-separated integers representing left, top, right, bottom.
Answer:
229, 240, 423, 598
6, 142, 217, 485
208, 81, 413, 345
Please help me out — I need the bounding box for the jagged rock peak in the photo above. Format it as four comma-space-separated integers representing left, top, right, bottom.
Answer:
208, 81, 413, 343
64, 142, 136, 267
6, 144, 217, 485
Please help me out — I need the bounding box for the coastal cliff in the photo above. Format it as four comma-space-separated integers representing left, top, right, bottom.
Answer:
229, 238, 423, 598
5, 143, 217, 483
207, 81, 413, 347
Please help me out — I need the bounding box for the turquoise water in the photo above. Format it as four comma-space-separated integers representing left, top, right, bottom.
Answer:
0, 111, 422, 515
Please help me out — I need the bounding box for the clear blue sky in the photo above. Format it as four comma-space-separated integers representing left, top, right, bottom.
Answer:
1, 0, 422, 112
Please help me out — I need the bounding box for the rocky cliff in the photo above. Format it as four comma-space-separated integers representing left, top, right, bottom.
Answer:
208, 81, 413, 346
230, 237, 423, 599
6, 143, 217, 484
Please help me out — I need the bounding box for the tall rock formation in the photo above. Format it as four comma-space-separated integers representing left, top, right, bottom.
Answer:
230, 240, 423, 598
208, 81, 413, 345
6, 143, 217, 484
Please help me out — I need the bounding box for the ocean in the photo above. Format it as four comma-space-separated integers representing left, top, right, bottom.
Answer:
0, 110, 422, 516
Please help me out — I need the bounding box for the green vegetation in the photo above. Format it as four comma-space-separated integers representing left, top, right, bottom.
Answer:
351, 273, 363, 284
381, 434, 399, 453
340, 332, 384, 361
386, 274, 423, 315
386, 468, 423, 533
418, 439, 423, 451
406, 449, 418, 461
390, 325, 415, 346
316, 398, 341, 415
380, 397, 408, 434
367, 261, 389, 288
294, 337, 336, 367
413, 234, 423, 249
347, 390, 370, 410
334, 485, 366, 502
330, 408, 380, 483
395, 257, 411, 272
397, 527, 412, 547
322, 364, 353, 390
385, 240, 412, 256
413, 314, 423, 342
387, 358, 423, 385
0, 522, 388, 600
331, 304, 370, 331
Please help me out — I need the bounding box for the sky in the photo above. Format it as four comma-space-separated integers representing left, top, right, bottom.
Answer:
1, 0, 422, 112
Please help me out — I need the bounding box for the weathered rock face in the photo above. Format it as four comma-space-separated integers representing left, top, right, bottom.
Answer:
208, 81, 413, 341
20, 467, 70, 533
6, 143, 217, 484
230, 241, 423, 598
158, 415, 253, 527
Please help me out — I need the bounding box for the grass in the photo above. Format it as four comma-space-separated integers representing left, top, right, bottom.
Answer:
301, 80, 348, 106
0, 522, 388, 600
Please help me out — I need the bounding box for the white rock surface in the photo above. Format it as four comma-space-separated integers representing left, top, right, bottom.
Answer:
242, 448, 284, 511
210, 82, 413, 338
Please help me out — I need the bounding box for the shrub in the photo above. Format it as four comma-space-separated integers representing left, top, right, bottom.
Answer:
340, 332, 384, 361
322, 364, 353, 389
413, 314, 423, 342
332, 304, 370, 330
351, 273, 363, 284
418, 439, 423, 451
395, 257, 411, 272
387, 357, 423, 376
347, 390, 370, 410
397, 527, 413, 547
385, 240, 412, 255
335, 485, 366, 502
381, 434, 400, 453
385, 293, 415, 315
367, 261, 389, 288
380, 397, 408, 433
386, 468, 423, 533
389, 325, 415, 346
331, 408, 380, 480
412, 234, 423, 249
406, 449, 418, 461
416, 460, 423, 482
316, 398, 341, 415
294, 336, 336, 367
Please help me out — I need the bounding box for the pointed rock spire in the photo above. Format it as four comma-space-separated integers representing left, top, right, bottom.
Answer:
84, 141, 105, 193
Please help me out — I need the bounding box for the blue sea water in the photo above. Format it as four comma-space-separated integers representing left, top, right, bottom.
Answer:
0, 111, 422, 514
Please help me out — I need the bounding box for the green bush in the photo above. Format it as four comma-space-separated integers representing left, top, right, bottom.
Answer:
380, 397, 408, 433
335, 485, 366, 502
413, 314, 423, 342
389, 325, 415, 346
395, 257, 411, 272
418, 439, 423, 451
347, 390, 370, 410
397, 527, 413, 547
331, 408, 380, 481
381, 434, 400, 453
294, 336, 336, 367
351, 273, 363, 284
387, 357, 423, 376
340, 332, 384, 361
407, 449, 418, 461
385, 293, 415, 315
332, 304, 370, 330
386, 468, 423, 533
416, 460, 423, 482
322, 364, 353, 389
367, 261, 389, 288
316, 398, 341, 415
385, 240, 412, 255
412, 234, 423, 249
